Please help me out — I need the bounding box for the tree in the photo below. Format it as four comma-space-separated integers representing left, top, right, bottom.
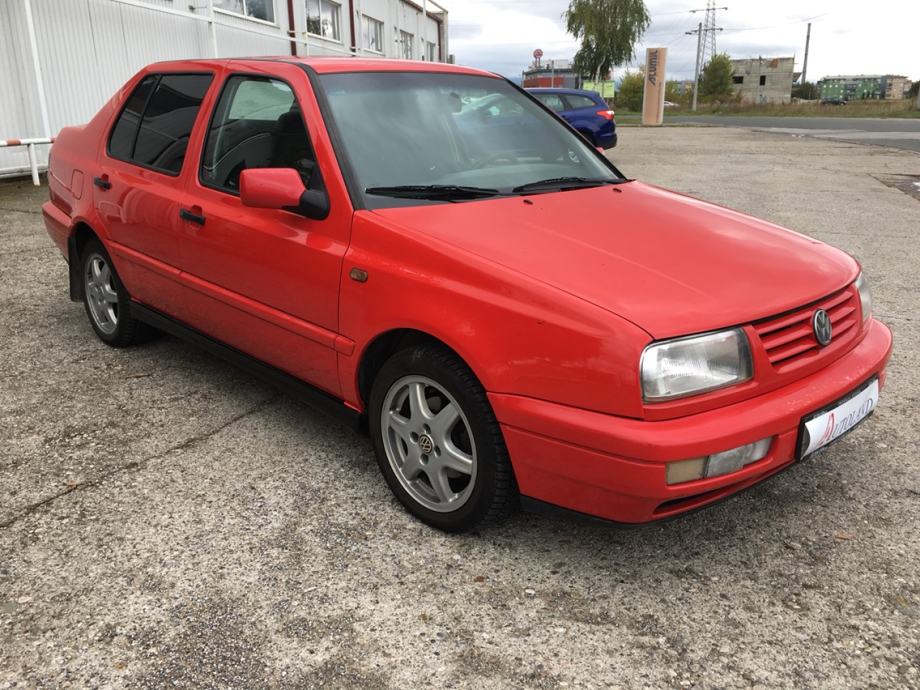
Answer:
793, 81, 819, 100
565, 0, 651, 80
665, 80, 690, 107
908, 80, 919, 99
616, 71, 645, 111
698, 53, 734, 100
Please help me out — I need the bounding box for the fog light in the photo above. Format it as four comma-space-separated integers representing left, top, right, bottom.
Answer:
666, 437, 774, 485
666, 458, 706, 485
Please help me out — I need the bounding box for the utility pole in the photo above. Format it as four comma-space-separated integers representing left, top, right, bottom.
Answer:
687, 3, 726, 111
801, 22, 811, 86
689, 22, 703, 111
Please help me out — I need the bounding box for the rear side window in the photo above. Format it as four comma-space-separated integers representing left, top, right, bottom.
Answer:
535, 93, 566, 112
200, 75, 315, 194
108, 73, 213, 175
108, 76, 156, 160
565, 94, 600, 110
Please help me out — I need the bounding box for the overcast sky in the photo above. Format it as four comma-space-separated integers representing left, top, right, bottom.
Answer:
441, 0, 920, 83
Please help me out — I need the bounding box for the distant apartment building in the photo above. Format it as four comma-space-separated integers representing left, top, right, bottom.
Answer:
818, 75, 913, 101
522, 59, 582, 89
730, 57, 795, 104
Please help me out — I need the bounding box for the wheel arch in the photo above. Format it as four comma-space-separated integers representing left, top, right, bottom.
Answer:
356, 328, 480, 408
67, 221, 102, 301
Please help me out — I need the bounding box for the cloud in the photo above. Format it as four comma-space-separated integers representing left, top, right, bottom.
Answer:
441, 0, 920, 81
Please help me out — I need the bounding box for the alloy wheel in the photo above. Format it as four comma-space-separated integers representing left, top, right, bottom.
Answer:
380, 375, 477, 513
84, 252, 119, 335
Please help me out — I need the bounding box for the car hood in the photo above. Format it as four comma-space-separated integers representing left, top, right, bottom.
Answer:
371, 181, 858, 339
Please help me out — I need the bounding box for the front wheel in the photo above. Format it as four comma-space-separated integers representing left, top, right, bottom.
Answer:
369, 345, 518, 532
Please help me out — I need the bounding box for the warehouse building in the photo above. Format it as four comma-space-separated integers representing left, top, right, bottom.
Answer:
0, 0, 448, 177
730, 57, 795, 104
817, 75, 912, 101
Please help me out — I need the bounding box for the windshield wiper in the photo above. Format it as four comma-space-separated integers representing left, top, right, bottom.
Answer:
511, 177, 626, 193
365, 184, 502, 200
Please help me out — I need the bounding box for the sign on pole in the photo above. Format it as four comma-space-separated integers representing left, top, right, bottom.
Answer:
641, 47, 667, 126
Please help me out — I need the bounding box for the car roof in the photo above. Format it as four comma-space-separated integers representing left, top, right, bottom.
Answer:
527, 87, 599, 97
146, 56, 497, 78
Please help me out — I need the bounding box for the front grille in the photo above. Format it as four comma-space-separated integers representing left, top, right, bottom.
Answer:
753, 287, 859, 370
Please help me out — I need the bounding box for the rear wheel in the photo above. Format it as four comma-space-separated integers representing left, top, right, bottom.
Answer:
81, 238, 155, 347
369, 345, 517, 532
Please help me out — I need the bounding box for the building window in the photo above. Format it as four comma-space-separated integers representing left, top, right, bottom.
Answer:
759, 75, 767, 86
214, 0, 275, 23
399, 30, 414, 59
425, 40, 437, 62
732, 75, 743, 84
362, 15, 384, 53
307, 0, 340, 41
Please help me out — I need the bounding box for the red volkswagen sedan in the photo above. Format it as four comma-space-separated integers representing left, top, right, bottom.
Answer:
42, 58, 891, 532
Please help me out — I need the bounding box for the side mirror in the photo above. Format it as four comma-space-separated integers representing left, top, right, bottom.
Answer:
239, 167, 330, 220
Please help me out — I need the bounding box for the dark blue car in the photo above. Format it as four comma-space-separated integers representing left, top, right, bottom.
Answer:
527, 88, 617, 149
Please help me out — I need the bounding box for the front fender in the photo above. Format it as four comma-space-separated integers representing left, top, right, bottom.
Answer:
338, 212, 652, 417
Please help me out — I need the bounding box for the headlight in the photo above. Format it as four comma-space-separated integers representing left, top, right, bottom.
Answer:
855, 272, 872, 322
640, 328, 752, 401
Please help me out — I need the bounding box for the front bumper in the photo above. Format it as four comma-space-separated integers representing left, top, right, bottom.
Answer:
490, 318, 892, 523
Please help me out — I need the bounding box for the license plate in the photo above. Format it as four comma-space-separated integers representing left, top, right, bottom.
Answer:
797, 377, 879, 459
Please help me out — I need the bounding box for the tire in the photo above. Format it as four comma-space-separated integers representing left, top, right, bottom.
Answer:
80, 237, 155, 347
369, 344, 518, 532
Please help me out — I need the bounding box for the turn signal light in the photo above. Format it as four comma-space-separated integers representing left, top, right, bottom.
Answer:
666, 437, 774, 485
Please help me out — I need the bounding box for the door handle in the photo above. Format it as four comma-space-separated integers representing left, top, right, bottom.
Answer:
93, 175, 111, 190
179, 207, 205, 226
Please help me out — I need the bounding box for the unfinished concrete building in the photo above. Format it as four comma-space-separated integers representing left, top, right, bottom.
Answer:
730, 57, 795, 104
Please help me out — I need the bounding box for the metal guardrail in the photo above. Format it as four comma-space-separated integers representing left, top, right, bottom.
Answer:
0, 137, 54, 186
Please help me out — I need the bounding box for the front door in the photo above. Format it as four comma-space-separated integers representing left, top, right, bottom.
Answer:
177, 67, 351, 396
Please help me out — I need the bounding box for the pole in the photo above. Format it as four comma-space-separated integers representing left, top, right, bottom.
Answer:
206, 0, 218, 58
801, 22, 811, 86
22, 0, 52, 138
691, 21, 702, 111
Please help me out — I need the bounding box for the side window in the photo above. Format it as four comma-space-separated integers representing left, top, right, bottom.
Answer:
200, 75, 314, 194
132, 74, 213, 174
536, 93, 566, 112
564, 94, 599, 110
108, 75, 156, 160
108, 73, 213, 175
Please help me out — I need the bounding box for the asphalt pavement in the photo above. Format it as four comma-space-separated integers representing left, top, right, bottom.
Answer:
666, 115, 920, 152
2, 127, 919, 688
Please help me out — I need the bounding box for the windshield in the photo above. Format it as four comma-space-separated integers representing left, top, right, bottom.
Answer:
317, 71, 624, 207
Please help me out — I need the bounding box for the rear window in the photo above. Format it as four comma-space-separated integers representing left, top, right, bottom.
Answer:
108, 73, 213, 175
534, 93, 566, 112
565, 94, 600, 110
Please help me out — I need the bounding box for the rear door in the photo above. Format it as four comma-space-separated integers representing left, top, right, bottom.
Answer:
176, 64, 352, 396
561, 92, 609, 138
95, 71, 214, 319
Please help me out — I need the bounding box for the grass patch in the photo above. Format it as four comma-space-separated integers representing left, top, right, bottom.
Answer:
650, 99, 920, 119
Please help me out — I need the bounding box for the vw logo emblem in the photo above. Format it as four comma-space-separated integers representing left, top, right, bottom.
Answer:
418, 434, 434, 454
813, 309, 833, 346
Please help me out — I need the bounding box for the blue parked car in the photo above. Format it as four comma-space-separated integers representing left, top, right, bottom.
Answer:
527, 88, 617, 149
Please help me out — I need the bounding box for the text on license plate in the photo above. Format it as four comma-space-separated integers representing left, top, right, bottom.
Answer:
801, 378, 879, 458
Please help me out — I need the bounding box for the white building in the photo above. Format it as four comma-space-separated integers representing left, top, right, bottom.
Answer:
0, 0, 449, 177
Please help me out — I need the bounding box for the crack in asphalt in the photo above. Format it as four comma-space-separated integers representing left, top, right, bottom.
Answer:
0, 206, 42, 215
0, 396, 278, 530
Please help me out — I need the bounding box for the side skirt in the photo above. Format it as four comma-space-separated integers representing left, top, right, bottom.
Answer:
130, 302, 361, 430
